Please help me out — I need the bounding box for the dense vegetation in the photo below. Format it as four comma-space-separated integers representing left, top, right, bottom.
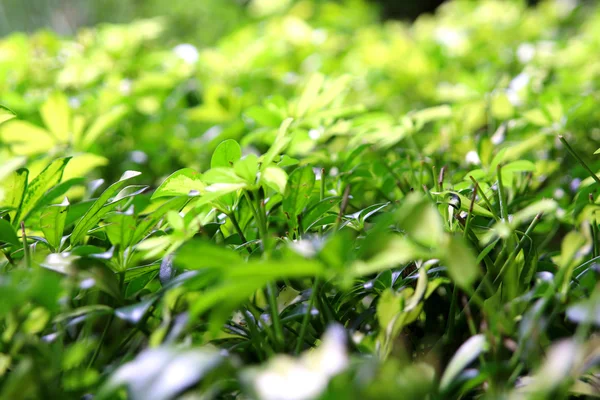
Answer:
0, 0, 599, 398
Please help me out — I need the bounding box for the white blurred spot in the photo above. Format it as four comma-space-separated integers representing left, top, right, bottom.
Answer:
130, 150, 148, 164
120, 79, 132, 95
553, 188, 565, 199
507, 72, 531, 106
465, 150, 481, 165
173, 43, 199, 65
312, 29, 328, 45
517, 43, 536, 64
491, 124, 506, 145
308, 129, 322, 140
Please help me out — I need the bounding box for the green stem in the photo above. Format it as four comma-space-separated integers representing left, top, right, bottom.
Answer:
497, 164, 507, 222
448, 184, 479, 341
244, 191, 266, 251
21, 221, 30, 268
244, 190, 282, 349
266, 283, 283, 350
559, 135, 600, 186
295, 277, 320, 355
469, 175, 501, 222
493, 213, 543, 285
88, 314, 113, 369
228, 212, 249, 245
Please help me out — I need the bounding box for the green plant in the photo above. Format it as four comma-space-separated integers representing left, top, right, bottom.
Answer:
1, 0, 599, 399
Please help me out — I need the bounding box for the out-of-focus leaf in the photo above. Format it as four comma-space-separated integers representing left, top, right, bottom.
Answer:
261, 118, 293, 169
0, 120, 54, 155
40, 92, 71, 142
100, 347, 224, 400
115, 298, 156, 324
79, 105, 128, 149
395, 192, 444, 247
566, 299, 600, 327
296, 73, 325, 117
0, 104, 16, 125
440, 334, 488, 392
70, 170, 141, 245
442, 235, 480, 289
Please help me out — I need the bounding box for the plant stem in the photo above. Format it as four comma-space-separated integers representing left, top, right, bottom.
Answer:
244, 191, 266, 250
493, 213, 543, 285
448, 184, 479, 341
88, 314, 114, 369
243, 190, 282, 349
228, 212, 248, 245
295, 277, 320, 355
21, 221, 30, 268
496, 164, 507, 222
266, 283, 283, 350
469, 176, 501, 222
559, 135, 600, 186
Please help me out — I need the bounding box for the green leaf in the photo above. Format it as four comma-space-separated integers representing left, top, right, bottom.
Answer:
203, 168, 246, 185
152, 168, 204, 199
70, 171, 141, 245
0, 168, 28, 222
441, 235, 480, 290
440, 335, 488, 392
0, 219, 20, 246
302, 196, 342, 231
105, 207, 136, 247
132, 197, 188, 244
283, 165, 315, 218
261, 166, 287, 194
31, 177, 85, 214
261, 118, 293, 169
16, 157, 71, 224
0, 104, 16, 125
40, 92, 71, 142
40, 198, 69, 250
233, 154, 259, 185
175, 240, 243, 270
211, 139, 242, 169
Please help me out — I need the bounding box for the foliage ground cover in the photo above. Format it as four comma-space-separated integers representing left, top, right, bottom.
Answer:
0, 0, 599, 398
